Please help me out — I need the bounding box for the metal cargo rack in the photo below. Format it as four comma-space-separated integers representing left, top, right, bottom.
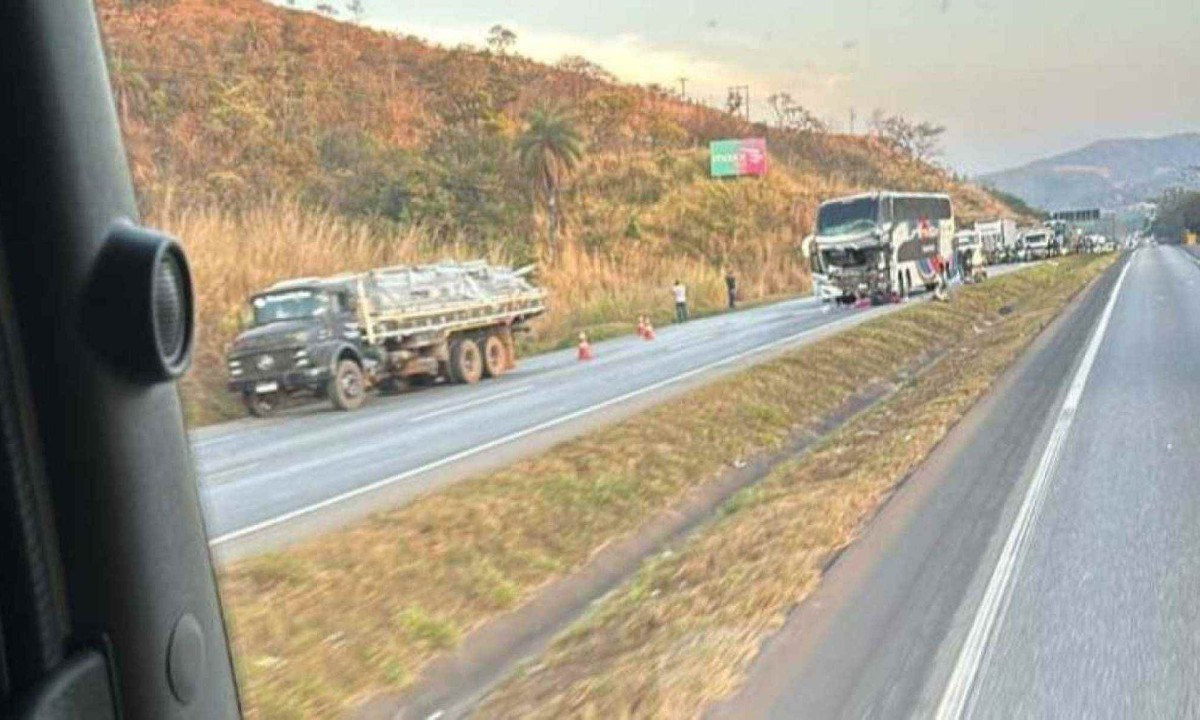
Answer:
352, 260, 547, 345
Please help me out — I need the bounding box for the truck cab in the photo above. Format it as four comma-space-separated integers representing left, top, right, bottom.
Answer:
226, 279, 368, 416
1021, 228, 1053, 260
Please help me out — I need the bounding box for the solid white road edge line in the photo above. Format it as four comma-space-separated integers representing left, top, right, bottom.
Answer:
934, 255, 1132, 720
207, 302, 883, 547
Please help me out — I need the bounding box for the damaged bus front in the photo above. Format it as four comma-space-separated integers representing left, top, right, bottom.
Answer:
803, 191, 955, 303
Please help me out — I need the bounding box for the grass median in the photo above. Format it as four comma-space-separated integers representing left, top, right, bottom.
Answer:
217, 255, 1114, 718
476, 254, 1117, 718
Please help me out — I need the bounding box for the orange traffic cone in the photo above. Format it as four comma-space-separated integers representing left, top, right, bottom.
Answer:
643, 318, 656, 341
577, 331, 594, 361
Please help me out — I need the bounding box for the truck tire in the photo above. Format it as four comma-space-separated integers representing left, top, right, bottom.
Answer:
448, 336, 483, 384
243, 391, 278, 418
481, 333, 507, 378
329, 359, 367, 411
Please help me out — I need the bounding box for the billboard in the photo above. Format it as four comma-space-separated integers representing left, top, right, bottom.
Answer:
710, 138, 767, 178
1049, 209, 1101, 222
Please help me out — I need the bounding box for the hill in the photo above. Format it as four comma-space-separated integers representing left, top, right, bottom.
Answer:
95, 0, 1020, 424
980, 132, 1200, 211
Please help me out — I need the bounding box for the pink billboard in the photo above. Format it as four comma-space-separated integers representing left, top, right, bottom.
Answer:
710, 138, 768, 178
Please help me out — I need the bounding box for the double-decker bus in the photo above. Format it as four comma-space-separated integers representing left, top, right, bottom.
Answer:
803, 191, 955, 301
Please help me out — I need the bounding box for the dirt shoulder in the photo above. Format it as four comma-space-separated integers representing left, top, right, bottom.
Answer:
218, 256, 1111, 718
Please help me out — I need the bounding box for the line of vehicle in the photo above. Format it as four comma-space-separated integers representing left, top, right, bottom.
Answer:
933, 255, 1131, 720
206, 302, 887, 547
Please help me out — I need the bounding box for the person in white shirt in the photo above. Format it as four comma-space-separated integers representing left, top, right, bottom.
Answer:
672, 280, 688, 322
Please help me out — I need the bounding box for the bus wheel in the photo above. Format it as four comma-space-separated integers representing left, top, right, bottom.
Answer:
481, 333, 507, 378
448, 337, 483, 384
329, 359, 367, 411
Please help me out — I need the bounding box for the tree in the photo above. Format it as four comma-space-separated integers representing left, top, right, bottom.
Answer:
784, 105, 828, 133
767, 92, 828, 133
486, 24, 517, 55
345, 0, 364, 21
555, 55, 616, 102
726, 89, 744, 117
516, 105, 584, 257
1151, 189, 1200, 241
767, 92, 794, 128
869, 111, 945, 161
556, 55, 615, 83
314, 3, 338, 15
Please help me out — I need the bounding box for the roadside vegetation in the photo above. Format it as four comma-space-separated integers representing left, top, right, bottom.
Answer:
477, 255, 1116, 718
1151, 188, 1200, 242
97, 0, 1023, 424
216, 256, 1112, 717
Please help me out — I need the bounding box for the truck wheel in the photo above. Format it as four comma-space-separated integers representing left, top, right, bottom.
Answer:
243, 392, 278, 418
481, 333, 507, 378
329, 359, 367, 411
448, 337, 483, 384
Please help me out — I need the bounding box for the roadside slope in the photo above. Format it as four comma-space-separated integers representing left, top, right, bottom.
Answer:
216, 259, 1106, 718
473, 255, 1116, 719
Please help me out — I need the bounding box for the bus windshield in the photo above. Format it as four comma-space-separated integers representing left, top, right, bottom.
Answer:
817, 197, 880, 236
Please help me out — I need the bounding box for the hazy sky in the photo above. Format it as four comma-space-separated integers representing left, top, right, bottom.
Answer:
285, 0, 1200, 174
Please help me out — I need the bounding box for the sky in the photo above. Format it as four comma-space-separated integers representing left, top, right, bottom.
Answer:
282, 0, 1200, 175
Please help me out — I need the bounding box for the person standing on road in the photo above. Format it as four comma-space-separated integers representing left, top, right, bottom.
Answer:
672, 279, 688, 322
724, 268, 737, 310
932, 253, 949, 302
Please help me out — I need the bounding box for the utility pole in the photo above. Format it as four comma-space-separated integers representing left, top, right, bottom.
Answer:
726, 85, 750, 122
678, 76, 689, 101
849, 107, 856, 134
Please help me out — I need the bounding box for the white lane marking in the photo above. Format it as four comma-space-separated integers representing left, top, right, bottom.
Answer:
934, 256, 1131, 720
202, 461, 263, 484
406, 384, 532, 424
207, 303, 889, 547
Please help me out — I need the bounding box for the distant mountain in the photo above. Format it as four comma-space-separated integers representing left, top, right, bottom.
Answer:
979, 133, 1200, 211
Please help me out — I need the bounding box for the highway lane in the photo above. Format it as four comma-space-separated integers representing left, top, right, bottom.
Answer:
192, 293, 868, 556
960, 244, 1200, 718
192, 264, 1032, 557
714, 245, 1200, 719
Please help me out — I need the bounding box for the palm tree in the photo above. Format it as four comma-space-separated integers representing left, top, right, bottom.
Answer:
516, 105, 583, 258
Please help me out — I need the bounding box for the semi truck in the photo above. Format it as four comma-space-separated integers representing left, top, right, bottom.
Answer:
1021, 227, 1053, 260
953, 228, 988, 283
225, 260, 547, 417
802, 190, 955, 302
976, 218, 1019, 264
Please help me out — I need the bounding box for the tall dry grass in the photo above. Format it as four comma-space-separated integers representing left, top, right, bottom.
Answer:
152, 198, 809, 425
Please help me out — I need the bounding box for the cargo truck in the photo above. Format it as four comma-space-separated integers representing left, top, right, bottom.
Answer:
976, 218, 1018, 264
225, 260, 547, 417
1021, 227, 1053, 260
953, 228, 988, 283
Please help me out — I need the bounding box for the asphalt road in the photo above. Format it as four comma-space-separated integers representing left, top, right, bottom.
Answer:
714, 245, 1200, 719
194, 275, 1017, 558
